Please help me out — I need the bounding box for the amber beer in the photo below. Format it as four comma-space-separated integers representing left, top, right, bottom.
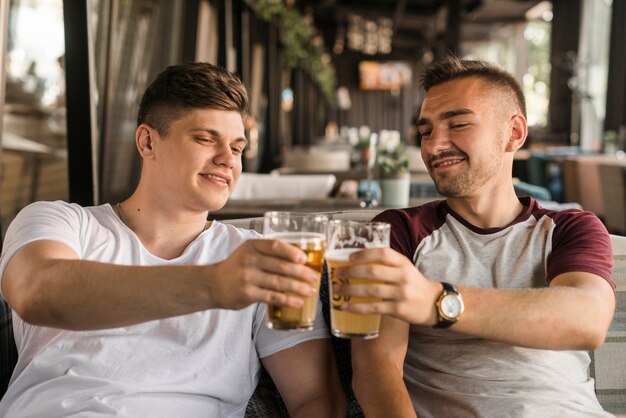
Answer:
326, 220, 390, 339
265, 232, 326, 330
326, 248, 382, 339
263, 212, 328, 330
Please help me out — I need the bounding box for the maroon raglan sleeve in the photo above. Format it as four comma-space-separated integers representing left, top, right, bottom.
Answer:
373, 209, 416, 261
548, 209, 615, 289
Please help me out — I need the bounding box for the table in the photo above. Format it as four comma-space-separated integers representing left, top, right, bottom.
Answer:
209, 197, 440, 220
2, 132, 54, 209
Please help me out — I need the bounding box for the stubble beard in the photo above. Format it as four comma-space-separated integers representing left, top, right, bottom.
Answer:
433, 136, 505, 198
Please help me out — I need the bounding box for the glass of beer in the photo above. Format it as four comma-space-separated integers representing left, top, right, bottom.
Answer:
263, 212, 328, 331
326, 220, 390, 339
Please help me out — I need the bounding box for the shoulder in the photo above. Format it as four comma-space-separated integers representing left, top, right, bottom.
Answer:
373, 200, 448, 258
374, 200, 447, 237
18, 200, 81, 216
534, 204, 613, 286
532, 203, 608, 242
8, 201, 103, 233
212, 221, 262, 240
202, 221, 262, 255
15, 200, 107, 222
4, 202, 115, 253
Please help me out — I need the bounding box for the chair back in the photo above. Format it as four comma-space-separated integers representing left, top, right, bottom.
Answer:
591, 234, 626, 413
599, 163, 626, 234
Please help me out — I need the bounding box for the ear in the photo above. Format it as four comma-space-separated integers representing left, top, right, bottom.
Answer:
136, 124, 158, 159
505, 114, 527, 153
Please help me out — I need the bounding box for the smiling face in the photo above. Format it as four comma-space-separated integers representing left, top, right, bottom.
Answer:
140, 108, 247, 212
417, 76, 518, 198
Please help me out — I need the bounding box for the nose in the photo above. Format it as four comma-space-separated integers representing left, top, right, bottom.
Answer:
423, 126, 451, 156
213, 142, 236, 168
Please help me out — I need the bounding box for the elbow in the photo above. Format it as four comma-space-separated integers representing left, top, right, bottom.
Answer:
10, 290, 48, 326
8, 284, 62, 328
581, 302, 614, 350
10, 294, 40, 325
579, 328, 609, 351
567, 316, 612, 351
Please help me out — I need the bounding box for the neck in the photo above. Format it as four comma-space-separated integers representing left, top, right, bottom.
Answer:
446, 186, 524, 229
116, 195, 210, 259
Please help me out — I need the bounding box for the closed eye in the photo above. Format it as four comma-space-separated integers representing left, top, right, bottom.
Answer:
419, 129, 432, 139
194, 136, 214, 143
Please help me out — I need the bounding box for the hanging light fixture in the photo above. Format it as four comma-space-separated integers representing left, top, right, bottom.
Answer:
343, 13, 393, 55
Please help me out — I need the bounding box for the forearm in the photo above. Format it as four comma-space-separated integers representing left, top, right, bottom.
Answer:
289, 391, 345, 418
264, 339, 346, 418
8, 258, 212, 330
352, 365, 415, 418
338, 250, 615, 351
351, 318, 414, 418
455, 276, 614, 350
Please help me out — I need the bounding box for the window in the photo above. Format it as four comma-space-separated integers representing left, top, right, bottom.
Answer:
461, 12, 552, 128
1, 0, 68, 229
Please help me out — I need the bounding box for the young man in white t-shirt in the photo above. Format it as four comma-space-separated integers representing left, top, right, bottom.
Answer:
0, 62, 345, 417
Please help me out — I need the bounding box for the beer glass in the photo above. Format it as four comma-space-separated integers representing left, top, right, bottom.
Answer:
326, 220, 390, 339
263, 212, 328, 330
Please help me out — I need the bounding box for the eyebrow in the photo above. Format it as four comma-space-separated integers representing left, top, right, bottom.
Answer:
188, 127, 248, 147
416, 108, 475, 126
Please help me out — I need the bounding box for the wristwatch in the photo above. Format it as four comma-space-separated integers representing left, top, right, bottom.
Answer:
434, 282, 464, 329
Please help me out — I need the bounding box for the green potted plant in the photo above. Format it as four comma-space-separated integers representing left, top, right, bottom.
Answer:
377, 132, 410, 207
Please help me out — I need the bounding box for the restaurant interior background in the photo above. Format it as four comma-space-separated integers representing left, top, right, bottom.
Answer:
0, 0, 625, 233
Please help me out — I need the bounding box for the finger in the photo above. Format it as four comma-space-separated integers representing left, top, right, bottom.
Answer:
252, 239, 308, 264
334, 282, 400, 300
254, 255, 320, 284
339, 301, 397, 316
254, 270, 319, 298
335, 263, 401, 283
263, 289, 306, 308
348, 247, 403, 265
241, 286, 306, 309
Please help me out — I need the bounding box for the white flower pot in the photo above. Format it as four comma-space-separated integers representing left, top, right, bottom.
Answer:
380, 174, 410, 207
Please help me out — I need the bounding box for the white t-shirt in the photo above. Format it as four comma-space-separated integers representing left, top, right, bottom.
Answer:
0, 201, 329, 418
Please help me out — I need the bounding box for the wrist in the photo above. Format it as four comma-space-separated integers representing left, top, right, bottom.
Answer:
433, 282, 464, 329
197, 264, 220, 309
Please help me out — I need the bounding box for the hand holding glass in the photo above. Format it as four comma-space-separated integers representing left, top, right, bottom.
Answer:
326, 220, 390, 339
263, 212, 328, 331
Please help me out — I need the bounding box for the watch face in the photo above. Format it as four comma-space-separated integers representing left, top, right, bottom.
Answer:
441, 294, 462, 319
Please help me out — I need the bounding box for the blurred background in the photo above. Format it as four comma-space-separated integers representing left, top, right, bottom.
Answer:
0, 0, 624, 231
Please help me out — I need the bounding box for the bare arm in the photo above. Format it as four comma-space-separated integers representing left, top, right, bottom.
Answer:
262, 338, 346, 418
337, 248, 615, 350
1, 238, 319, 330
454, 272, 614, 349
351, 316, 416, 418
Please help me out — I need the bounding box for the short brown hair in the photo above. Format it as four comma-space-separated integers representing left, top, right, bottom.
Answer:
137, 62, 249, 136
420, 55, 526, 118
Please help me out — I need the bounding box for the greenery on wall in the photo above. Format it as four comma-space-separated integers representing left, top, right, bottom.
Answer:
248, 0, 337, 107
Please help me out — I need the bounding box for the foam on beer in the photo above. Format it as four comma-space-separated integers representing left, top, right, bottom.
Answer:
325, 248, 360, 262
266, 232, 325, 246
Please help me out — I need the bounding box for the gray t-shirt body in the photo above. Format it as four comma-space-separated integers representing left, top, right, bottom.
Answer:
374, 196, 614, 418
